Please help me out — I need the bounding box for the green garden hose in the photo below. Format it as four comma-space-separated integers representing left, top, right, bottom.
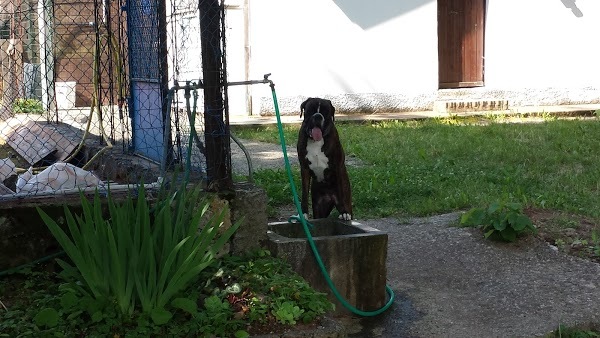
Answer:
268, 82, 395, 316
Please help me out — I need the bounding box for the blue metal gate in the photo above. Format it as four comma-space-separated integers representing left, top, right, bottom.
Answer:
126, 0, 168, 163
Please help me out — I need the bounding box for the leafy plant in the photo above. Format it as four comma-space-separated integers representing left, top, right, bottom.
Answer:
193, 295, 239, 336
34, 307, 59, 328
272, 301, 304, 325
203, 249, 334, 325
12, 98, 44, 114
37, 183, 241, 324
460, 201, 536, 242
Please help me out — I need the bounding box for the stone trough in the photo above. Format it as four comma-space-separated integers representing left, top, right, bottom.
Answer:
266, 219, 388, 315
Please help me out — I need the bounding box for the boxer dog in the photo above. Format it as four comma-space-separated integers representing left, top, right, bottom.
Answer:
297, 97, 352, 220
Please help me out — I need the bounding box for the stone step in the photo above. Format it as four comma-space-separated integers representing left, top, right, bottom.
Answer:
434, 99, 509, 113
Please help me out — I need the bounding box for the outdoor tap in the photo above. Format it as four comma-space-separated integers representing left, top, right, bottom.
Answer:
263, 73, 275, 88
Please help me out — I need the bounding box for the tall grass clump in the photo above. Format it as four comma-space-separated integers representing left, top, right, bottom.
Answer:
37, 183, 241, 325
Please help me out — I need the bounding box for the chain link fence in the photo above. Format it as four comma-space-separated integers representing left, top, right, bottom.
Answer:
0, 0, 232, 199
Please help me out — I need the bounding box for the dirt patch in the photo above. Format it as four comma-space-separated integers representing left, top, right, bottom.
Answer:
525, 208, 600, 263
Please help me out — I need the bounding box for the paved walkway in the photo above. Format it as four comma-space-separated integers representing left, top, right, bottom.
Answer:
347, 214, 600, 337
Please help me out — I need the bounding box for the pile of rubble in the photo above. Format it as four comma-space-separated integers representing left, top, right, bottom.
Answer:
0, 117, 104, 196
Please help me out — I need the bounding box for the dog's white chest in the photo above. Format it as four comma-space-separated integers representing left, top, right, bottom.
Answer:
306, 139, 328, 182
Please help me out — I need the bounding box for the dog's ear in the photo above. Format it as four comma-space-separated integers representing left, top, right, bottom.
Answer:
300, 98, 312, 118
326, 99, 335, 122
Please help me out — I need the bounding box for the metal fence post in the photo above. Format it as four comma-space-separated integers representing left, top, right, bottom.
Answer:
199, 0, 231, 191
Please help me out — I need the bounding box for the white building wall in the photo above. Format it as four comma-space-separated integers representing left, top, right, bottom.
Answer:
248, 0, 438, 114
485, 0, 600, 89
245, 0, 600, 115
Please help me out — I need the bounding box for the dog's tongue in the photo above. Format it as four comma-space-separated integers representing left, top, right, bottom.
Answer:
311, 127, 323, 141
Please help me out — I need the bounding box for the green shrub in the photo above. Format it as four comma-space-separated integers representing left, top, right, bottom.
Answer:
13, 98, 44, 114
37, 183, 241, 324
460, 201, 536, 242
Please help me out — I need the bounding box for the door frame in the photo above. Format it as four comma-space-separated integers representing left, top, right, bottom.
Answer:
437, 0, 486, 89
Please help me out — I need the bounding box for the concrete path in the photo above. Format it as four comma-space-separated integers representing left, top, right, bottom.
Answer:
230, 138, 298, 176
343, 214, 600, 337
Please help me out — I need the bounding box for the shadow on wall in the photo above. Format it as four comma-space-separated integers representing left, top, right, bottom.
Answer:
561, 0, 583, 17
332, 0, 434, 30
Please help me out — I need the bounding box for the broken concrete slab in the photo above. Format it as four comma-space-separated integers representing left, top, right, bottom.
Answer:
6, 121, 79, 165
0, 157, 16, 181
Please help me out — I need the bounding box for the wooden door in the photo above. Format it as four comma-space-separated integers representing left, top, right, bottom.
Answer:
438, 0, 485, 88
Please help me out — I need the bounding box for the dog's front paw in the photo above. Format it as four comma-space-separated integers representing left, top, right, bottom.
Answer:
339, 213, 352, 221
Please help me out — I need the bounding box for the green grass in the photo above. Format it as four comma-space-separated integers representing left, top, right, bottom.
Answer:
232, 117, 600, 219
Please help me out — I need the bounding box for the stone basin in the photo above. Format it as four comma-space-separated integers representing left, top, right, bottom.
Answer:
266, 219, 388, 315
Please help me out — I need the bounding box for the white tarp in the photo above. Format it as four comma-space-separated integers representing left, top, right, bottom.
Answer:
16, 162, 104, 194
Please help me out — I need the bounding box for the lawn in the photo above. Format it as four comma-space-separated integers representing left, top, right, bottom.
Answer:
232, 116, 600, 220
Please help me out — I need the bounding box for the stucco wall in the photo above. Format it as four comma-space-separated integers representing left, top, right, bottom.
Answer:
485, 0, 600, 89
246, 0, 600, 115
248, 0, 438, 114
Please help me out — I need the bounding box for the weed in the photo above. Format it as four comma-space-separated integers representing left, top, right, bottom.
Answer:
539, 111, 557, 121
554, 238, 566, 250
548, 216, 581, 230
460, 201, 536, 242
272, 301, 304, 325
199, 249, 334, 328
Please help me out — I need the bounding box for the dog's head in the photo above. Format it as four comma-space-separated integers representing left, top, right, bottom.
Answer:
300, 97, 335, 142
